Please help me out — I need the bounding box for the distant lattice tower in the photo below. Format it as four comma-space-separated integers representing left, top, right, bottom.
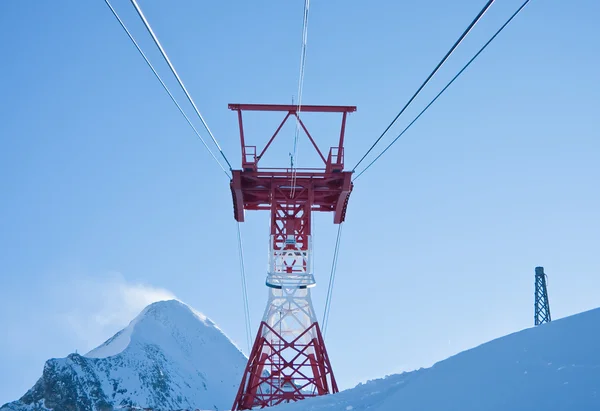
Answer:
534, 266, 551, 326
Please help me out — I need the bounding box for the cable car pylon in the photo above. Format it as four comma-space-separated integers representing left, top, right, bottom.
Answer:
229, 103, 356, 409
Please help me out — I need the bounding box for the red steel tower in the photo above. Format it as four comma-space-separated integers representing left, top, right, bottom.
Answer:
229, 104, 355, 409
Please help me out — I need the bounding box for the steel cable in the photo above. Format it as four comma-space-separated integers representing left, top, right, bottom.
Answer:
290, 0, 311, 198
354, 0, 533, 181
236, 222, 253, 354
322, 223, 344, 339
104, 0, 231, 178
129, 0, 234, 171
352, 0, 496, 172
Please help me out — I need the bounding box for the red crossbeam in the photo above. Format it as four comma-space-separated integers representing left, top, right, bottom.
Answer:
228, 104, 356, 113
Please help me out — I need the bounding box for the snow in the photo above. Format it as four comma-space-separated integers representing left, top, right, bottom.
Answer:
92, 299, 247, 409
85, 299, 227, 359
5, 299, 600, 411
2, 299, 247, 411
85, 319, 136, 359
272, 307, 600, 411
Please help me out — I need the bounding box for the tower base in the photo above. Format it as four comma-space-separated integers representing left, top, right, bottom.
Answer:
232, 287, 338, 410
233, 321, 337, 410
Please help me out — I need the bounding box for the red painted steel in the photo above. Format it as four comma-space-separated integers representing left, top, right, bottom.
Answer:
228, 103, 356, 113
230, 104, 354, 409
229, 103, 355, 224
232, 322, 338, 410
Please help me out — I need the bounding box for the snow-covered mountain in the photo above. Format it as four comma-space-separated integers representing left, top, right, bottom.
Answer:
4, 299, 600, 411
1, 300, 246, 411
272, 306, 600, 411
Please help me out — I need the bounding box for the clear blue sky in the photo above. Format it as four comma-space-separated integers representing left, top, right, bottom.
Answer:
1, 0, 599, 405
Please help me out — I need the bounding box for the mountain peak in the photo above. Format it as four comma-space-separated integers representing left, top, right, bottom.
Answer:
2, 300, 247, 411
139, 299, 213, 326
86, 299, 224, 359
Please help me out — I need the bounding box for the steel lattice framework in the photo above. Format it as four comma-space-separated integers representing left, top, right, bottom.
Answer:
229, 104, 355, 409
534, 266, 551, 326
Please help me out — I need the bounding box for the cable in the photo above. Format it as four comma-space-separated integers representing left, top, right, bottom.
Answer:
353, 0, 532, 181
321, 223, 343, 338
322, 223, 343, 337
236, 222, 253, 354
352, 0, 496, 172
292, 0, 310, 165
104, 0, 231, 178
129, 0, 234, 171
290, 0, 310, 198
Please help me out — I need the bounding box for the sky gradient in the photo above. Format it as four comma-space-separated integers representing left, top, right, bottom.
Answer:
1, 0, 599, 405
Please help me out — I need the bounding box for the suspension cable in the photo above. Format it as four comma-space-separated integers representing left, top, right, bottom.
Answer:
129, 0, 233, 171
352, 0, 496, 172
322, 223, 343, 338
290, 0, 310, 198
104, 0, 231, 178
236, 222, 252, 354
292, 0, 310, 167
354, 0, 532, 181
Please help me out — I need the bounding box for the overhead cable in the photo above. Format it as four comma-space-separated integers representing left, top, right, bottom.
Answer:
354, 0, 533, 181
352, 0, 496, 172
322, 223, 344, 339
236, 222, 253, 354
103, 0, 231, 178
129, 0, 234, 171
291, 0, 311, 198
292, 0, 310, 167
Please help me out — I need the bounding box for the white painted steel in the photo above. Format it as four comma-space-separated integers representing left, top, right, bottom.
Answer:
266, 235, 315, 288
260, 287, 319, 365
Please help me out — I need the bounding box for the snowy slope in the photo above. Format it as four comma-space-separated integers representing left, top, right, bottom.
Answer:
4, 300, 599, 411
1, 300, 246, 411
272, 307, 600, 411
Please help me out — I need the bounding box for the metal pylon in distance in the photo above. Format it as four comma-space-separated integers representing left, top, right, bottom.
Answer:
229, 104, 355, 409
534, 266, 551, 326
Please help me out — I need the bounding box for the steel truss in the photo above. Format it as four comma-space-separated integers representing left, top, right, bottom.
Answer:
534, 266, 551, 326
229, 104, 355, 409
